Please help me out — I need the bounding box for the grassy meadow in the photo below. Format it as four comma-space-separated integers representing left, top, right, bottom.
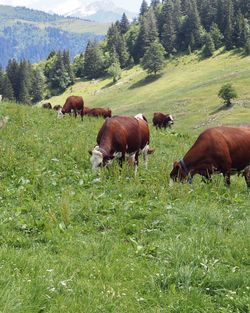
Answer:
1, 51, 250, 312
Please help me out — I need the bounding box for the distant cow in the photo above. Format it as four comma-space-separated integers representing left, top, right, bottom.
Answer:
59, 96, 84, 120
89, 114, 154, 173
170, 126, 250, 187
153, 112, 173, 129
53, 105, 62, 111
84, 107, 112, 118
42, 102, 52, 109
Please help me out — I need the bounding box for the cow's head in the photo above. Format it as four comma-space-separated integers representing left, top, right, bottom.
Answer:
89, 146, 113, 170
57, 108, 65, 118
170, 161, 188, 182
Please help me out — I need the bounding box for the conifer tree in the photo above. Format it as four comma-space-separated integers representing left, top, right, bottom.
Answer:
141, 41, 165, 75
135, 8, 159, 62
224, 0, 234, 50
2, 74, 14, 101
63, 50, 75, 85
160, 0, 177, 55
83, 40, 105, 79
210, 23, 224, 49
6, 59, 19, 100
140, 0, 149, 17
31, 68, 45, 103
120, 13, 130, 34
202, 32, 215, 57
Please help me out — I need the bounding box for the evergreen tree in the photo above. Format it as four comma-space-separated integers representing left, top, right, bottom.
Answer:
120, 13, 130, 34
141, 41, 165, 75
31, 68, 45, 103
202, 32, 215, 57
135, 8, 159, 62
181, 0, 203, 50
63, 50, 75, 85
210, 23, 224, 49
2, 74, 14, 100
106, 23, 129, 67
224, 0, 234, 50
6, 59, 19, 100
125, 23, 140, 63
160, 0, 177, 55
73, 53, 85, 77
18, 60, 32, 103
233, 13, 249, 48
83, 41, 105, 79
140, 0, 149, 17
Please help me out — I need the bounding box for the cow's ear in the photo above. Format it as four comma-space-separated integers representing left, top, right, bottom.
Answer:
88, 150, 92, 156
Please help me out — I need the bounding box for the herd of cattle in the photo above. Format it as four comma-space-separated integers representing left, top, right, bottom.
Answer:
42, 95, 250, 188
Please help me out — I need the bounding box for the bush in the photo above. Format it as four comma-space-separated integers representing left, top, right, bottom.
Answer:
218, 83, 237, 107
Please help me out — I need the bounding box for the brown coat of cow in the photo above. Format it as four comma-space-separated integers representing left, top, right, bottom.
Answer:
90, 115, 153, 171
61, 96, 84, 120
84, 107, 112, 118
170, 126, 250, 186
153, 112, 173, 129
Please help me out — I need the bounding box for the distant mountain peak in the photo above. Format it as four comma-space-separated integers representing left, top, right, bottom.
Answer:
64, 1, 136, 23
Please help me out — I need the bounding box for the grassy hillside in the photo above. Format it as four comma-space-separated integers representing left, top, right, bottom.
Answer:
49, 49, 250, 131
0, 52, 250, 312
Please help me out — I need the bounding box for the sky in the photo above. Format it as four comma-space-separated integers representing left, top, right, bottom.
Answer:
0, 0, 142, 14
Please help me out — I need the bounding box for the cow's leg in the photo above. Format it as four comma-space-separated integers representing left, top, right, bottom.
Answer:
74, 109, 77, 118
81, 109, 83, 121
223, 172, 231, 186
243, 166, 250, 188
118, 152, 125, 168
143, 145, 149, 169
134, 152, 139, 175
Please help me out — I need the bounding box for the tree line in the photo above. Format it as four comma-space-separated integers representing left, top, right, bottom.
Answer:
0, 0, 249, 103
73, 0, 249, 79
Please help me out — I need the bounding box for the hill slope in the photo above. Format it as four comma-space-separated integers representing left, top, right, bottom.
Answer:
49, 50, 250, 132
0, 5, 108, 66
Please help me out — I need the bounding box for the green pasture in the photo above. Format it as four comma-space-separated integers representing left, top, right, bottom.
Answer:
1, 50, 250, 312
49, 49, 250, 131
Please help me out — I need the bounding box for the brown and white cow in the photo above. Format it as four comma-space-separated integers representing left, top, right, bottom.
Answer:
58, 96, 84, 120
84, 107, 112, 118
89, 114, 154, 173
153, 112, 173, 129
170, 126, 250, 187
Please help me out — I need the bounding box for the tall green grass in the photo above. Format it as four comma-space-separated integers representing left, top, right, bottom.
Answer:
0, 101, 249, 312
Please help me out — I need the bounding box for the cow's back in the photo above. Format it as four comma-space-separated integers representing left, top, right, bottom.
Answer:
63, 95, 84, 112
97, 116, 141, 153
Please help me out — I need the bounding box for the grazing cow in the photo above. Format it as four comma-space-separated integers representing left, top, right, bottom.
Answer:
89, 114, 154, 173
153, 112, 173, 129
84, 107, 112, 118
42, 102, 52, 109
53, 105, 62, 111
170, 126, 250, 187
59, 96, 84, 120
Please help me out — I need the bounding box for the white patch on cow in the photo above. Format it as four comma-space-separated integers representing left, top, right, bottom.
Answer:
57, 108, 64, 119
169, 115, 174, 124
134, 113, 144, 121
90, 146, 103, 170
